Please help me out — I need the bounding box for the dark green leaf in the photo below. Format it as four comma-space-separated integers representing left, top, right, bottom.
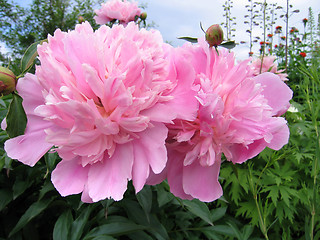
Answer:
6, 93, 27, 138
211, 207, 227, 222
38, 180, 55, 201
9, 198, 53, 237
242, 225, 254, 240
53, 210, 73, 240
70, 205, 94, 240
83, 222, 147, 240
136, 185, 152, 219
20, 39, 47, 74
202, 225, 235, 237
156, 183, 174, 207
220, 41, 236, 49
182, 199, 213, 225
127, 230, 153, 240
89, 236, 115, 240
177, 37, 198, 43
0, 99, 6, 109
0, 189, 13, 211
13, 178, 31, 199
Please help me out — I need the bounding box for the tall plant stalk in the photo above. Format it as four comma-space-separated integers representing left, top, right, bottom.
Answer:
259, 0, 267, 74
284, 0, 289, 72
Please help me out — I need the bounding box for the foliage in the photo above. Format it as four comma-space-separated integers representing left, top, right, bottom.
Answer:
0, 0, 99, 72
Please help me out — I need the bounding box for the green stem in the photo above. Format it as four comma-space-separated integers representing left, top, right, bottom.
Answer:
259, 0, 267, 74
304, 75, 319, 240
248, 167, 269, 240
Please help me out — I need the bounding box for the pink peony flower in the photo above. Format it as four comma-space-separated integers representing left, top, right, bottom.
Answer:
94, 0, 141, 25
150, 39, 293, 202
4, 22, 197, 202
251, 56, 288, 81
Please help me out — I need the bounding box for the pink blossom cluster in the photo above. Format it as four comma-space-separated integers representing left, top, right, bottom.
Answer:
94, 0, 141, 25
251, 55, 288, 81
4, 22, 292, 203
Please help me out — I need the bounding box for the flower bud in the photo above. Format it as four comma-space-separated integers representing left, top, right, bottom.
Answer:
205, 24, 224, 47
140, 12, 147, 20
0, 67, 16, 95
78, 16, 85, 23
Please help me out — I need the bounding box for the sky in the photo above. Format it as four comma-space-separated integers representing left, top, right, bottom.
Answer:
8, 0, 320, 60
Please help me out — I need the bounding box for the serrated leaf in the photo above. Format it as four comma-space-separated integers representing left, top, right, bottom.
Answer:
6, 93, 27, 138
182, 199, 213, 225
220, 41, 236, 49
9, 198, 53, 237
20, 39, 47, 74
83, 222, 147, 240
53, 210, 73, 240
177, 37, 198, 43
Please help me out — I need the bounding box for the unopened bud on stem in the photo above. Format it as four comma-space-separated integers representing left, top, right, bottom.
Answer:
0, 67, 16, 96
205, 24, 224, 48
140, 12, 147, 20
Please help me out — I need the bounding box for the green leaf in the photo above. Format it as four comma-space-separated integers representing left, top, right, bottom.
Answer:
6, 93, 27, 138
202, 225, 235, 237
177, 37, 198, 43
13, 178, 31, 200
227, 221, 242, 239
70, 205, 95, 240
182, 199, 213, 225
136, 185, 152, 220
156, 182, 174, 207
9, 198, 53, 237
83, 222, 147, 240
0, 99, 6, 109
241, 225, 254, 240
38, 180, 55, 201
20, 39, 47, 74
220, 41, 236, 49
211, 207, 227, 222
0, 189, 13, 211
53, 210, 73, 240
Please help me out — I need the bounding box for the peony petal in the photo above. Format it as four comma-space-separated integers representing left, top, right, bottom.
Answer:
132, 122, 168, 192
136, 122, 168, 174
131, 141, 150, 193
228, 139, 267, 164
254, 72, 293, 116
87, 143, 134, 201
167, 150, 193, 200
183, 156, 222, 202
266, 118, 290, 150
4, 127, 53, 167
51, 157, 89, 196
16, 73, 46, 114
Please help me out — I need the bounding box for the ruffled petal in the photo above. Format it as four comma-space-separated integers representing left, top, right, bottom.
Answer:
183, 157, 222, 202
51, 157, 89, 196
254, 72, 293, 116
87, 143, 134, 201
4, 117, 53, 166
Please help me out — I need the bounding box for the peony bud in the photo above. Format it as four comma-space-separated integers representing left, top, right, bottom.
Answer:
0, 67, 16, 96
140, 12, 147, 20
205, 24, 224, 47
78, 16, 85, 23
